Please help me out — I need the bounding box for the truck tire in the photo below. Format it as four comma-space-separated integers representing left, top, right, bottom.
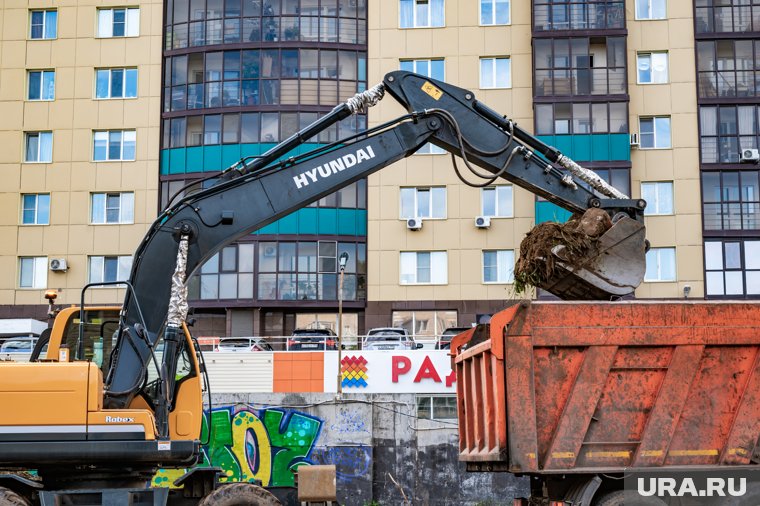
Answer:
594, 490, 667, 506
0, 488, 30, 506
198, 483, 281, 506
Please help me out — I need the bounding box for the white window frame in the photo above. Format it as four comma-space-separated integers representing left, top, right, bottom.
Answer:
88, 255, 133, 285
636, 52, 669, 84
29, 9, 57, 40
416, 394, 457, 421
27, 69, 55, 101
482, 250, 515, 284
95, 68, 138, 99
635, 0, 666, 20
481, 185, 513, 218
90, 192, 135, 224
399, 0, 445, 29
479, 0, 510, 26
19, 257, 47, 289
705, 241, 760, 297
24, 131, 53, 163
96, 7, 140, 38
21, 193, 50, 226
479, 57, 511, 89
641, 181, 674, 216
399, 187, 447, 220
400, 251, 448, 285
639, 116, 671, 150
93, 130, 136, 162
645, 247, 676, 282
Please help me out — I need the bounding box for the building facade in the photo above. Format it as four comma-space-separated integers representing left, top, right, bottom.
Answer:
0, 0, 163, 318
159, 0, 370, 338
365, 0, 708, 338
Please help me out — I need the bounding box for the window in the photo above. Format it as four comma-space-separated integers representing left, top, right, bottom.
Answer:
635, 0, 666, 20
417, 395, 457, 420
644, 247, 676, 282
702, 171, 760, 231
91, 193, 134, 224
535, 102, 628, 135
639, 117, 671, 149
480, 0, 509, 25
400, 59, 444, 154
21, 194, 50, 225
88, 256, 133, 284
29, 10, 57, 39
637, 52, 668, 84
481, 186, 513, 217
483, 250, 514, 283
696, 1, 760, 33
400, 0, 445, 28
533, 37, 626, 97
19, 257, 47, 289
97, 7, 140, 37
392, 310, 458, 339
697, 40, 760, 99
699, 106, 760, 164
480, 57, 511, 89
93, 130, 136, 161
27, 70, 55, 101
95, 68, 138, 99
400, 251, 447, 285
534, 0, 625, 31
25, 132, 53, 163
705, 240, 760, 297
192, 245, 254, 300
400, 187, 446, 219
641, 182, 673, 215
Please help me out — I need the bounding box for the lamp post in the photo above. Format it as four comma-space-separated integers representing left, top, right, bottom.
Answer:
337, 252, 349, 396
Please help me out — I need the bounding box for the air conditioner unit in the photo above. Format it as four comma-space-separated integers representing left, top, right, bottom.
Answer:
406, 217, 423, 231
49, 258, 68, 272
475, 216, 491, 229
630, 133, 640, 147
263, 245, 276, 257
741, 148, 760, 163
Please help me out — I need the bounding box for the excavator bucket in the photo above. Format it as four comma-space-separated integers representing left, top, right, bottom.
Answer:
538, 216, 647, 300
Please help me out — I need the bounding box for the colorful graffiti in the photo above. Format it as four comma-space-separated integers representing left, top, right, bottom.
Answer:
341, 355, 368, 388
153, 405, 323, 488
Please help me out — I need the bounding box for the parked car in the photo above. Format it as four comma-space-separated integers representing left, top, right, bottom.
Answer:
363, 327, 422, 351
1, 337, 38, 354
438, 327, 473, 350
215, 337, 273, 352
287, 328, 337, 351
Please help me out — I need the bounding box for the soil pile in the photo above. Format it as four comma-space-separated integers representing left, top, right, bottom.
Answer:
514, 208, 611, 293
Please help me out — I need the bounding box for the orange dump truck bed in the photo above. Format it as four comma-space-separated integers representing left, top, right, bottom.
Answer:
452, 301, 760, 475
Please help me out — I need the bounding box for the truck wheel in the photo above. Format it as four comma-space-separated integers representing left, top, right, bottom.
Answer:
594, 490, 667, 506
198, 483, 281, 506
0, 488, 30, 506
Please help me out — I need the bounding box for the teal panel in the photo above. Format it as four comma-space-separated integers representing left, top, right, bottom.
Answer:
297, 208, 319, 235
277, 212, 299, 233
610, 133, 631, 161
336, 209, 357, 235
318, 208, 338, 235
356, 210, 367, 235
185, 147, 205, 173
572, 135, 592, 161
552, 136, 573, 156
168, 148, 186, 175
203, 145, 223, 172
222, 145, 242, 168
535, 201, 572, 224
591, 135, 610, 161
258, 222, 280, 234
160, 150, 171, 175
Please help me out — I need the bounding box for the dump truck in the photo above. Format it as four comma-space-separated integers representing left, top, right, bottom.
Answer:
451, 301, 760, 505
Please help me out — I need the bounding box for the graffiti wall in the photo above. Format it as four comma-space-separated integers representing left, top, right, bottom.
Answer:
153, 405, 323, 488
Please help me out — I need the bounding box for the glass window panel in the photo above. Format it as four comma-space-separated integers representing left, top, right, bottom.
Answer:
706, 271, 725, 295
259, 242, 277, 271
705, 241, 724, 271
258, 273, 277, 299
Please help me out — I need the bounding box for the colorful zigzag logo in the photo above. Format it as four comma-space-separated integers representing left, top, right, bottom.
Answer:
341, 355, 368, 388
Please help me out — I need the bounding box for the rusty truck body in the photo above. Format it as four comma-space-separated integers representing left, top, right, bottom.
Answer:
451, 301, 760, 505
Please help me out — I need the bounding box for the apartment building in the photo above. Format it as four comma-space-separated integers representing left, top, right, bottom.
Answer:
0, 0, 163, 318
365, 0, 709, 337
159, 0, 369, 337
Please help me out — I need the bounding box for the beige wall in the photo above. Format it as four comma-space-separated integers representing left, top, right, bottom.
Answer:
0, 0, 162, 308
368, 0, 702, 302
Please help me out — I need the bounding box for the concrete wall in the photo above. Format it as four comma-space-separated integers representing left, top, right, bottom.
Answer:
198, 392, 527, 505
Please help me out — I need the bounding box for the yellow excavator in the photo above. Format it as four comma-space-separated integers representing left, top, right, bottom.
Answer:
0, 71, 647, 505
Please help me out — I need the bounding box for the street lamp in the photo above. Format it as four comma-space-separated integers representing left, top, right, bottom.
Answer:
337, 252, 349, 396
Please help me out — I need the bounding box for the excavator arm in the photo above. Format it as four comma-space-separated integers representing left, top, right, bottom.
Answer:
104, 71, 647, 420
